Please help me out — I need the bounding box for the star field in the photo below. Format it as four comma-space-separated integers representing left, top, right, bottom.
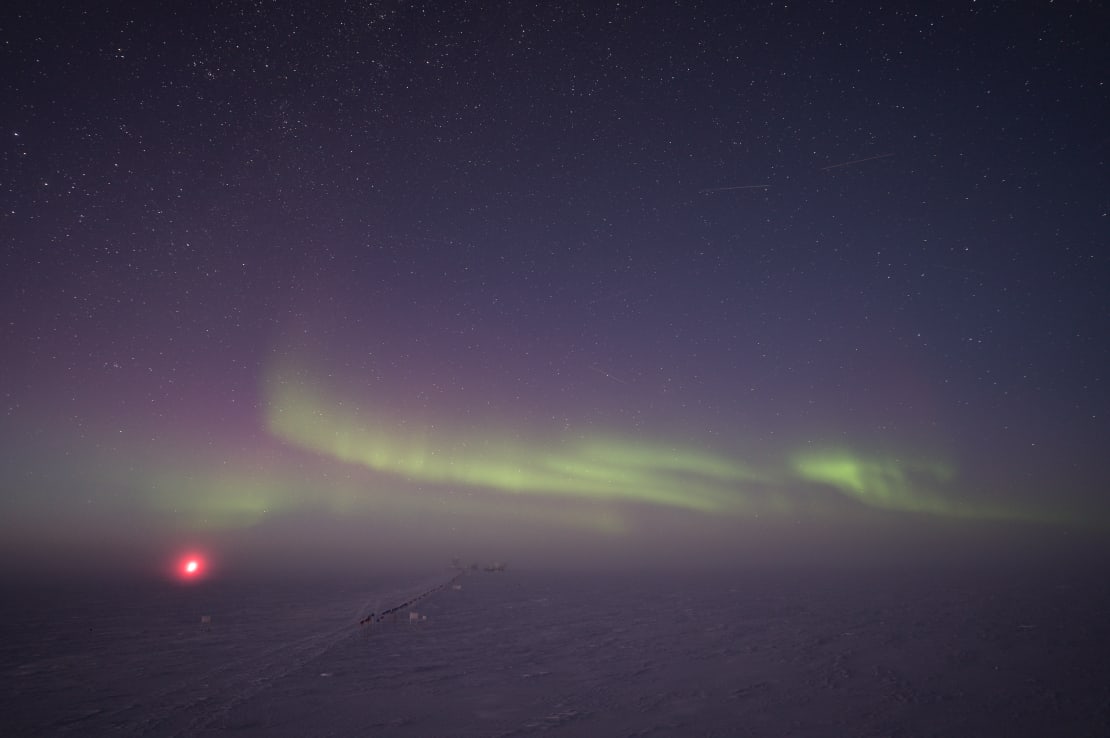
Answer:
2, 1, 1107, 573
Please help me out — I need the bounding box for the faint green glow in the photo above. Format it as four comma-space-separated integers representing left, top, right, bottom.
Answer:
791, 452, 957, 514
146, 465, 629, 535
262, 372, 777, 515
789, 450, 1080, 524
250, 363, 1092, 530
149, 472, 304, 529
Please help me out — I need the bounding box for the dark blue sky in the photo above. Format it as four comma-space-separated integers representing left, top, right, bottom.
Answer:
2, 1, 1107, 575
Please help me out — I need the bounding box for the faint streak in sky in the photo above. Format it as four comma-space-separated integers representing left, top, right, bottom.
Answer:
820, 153, 895, 171
698, 184, 772, 194
588, 365, 631, 386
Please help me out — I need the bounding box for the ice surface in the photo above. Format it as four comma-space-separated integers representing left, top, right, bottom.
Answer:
2, 566, 1108, 736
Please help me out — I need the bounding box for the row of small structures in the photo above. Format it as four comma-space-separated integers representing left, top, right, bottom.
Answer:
357, 561, 508, 627
452, 557, 507, 572
357, 571, 464, 626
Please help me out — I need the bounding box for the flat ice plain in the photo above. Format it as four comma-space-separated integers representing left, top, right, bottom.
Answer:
3, 563, 1109, 736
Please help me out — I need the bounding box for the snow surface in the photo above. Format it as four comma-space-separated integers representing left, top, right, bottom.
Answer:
2, 566, 1109, 736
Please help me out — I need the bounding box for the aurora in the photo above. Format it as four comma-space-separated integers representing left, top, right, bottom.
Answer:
255, 362, 1083, 528
4, 0, 1106, 574
264, 370, 764, 513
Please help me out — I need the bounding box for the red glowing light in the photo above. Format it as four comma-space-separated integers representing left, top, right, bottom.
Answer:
173, 552, 208, 581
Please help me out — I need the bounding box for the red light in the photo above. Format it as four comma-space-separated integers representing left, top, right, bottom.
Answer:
174, 552, 208, 582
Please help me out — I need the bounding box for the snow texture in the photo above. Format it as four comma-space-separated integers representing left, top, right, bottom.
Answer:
2, 567, 1109, 736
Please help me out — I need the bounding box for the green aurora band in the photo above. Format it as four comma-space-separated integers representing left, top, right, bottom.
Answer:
264, 376, 767, 514
258, 367, 1079, 528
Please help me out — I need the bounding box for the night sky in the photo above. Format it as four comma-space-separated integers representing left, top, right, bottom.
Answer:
2, 1, 1107, 576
